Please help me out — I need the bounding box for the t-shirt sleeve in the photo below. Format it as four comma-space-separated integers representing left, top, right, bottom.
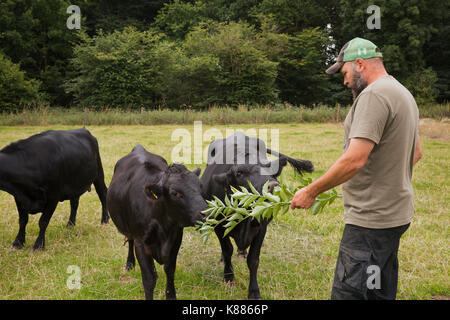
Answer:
349, 91, 390, 144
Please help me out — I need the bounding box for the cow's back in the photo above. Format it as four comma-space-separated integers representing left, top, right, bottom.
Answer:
1, 128, 101, 201
107, 145, 167, 239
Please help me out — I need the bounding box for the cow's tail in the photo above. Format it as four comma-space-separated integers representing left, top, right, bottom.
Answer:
266, 148, 314, 174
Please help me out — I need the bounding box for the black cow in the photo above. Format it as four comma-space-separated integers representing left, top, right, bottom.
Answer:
0, 128, 109, 251
106, 145, 206, 300
200, 132, 313, 299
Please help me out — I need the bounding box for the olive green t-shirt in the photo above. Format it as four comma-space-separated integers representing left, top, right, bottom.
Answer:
343, 75, 419, 229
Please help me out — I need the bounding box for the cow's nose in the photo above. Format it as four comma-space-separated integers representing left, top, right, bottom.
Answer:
268, 180, 280, 193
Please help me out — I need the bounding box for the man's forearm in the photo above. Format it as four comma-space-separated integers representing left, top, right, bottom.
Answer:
307, 154, 362, 197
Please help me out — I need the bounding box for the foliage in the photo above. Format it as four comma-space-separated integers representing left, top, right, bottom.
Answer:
1, 0, 448, 109
335, 0, 449, 103
0, 0, 80, 105
82, 0, 167, 35
0, 53, 41, 112
183, 21, 279, 107
66, 22, 280, 108
154, 0, 209, 39
404, 68, 439, 106
65, 28, 163, 108
197, 178, 339, 244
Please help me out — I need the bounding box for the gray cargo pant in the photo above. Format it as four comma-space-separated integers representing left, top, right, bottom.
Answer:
331, 223, 410, 300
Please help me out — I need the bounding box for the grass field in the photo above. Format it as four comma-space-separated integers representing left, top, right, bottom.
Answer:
0, 121, 448, 300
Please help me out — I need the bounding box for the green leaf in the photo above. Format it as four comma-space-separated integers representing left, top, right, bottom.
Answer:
264, 192, 280, 203
247, 180, 260, 196
280, 203, 290, 215
228, 213, 243, 221
223, 220, 237, 228
195, 174, 341, 244
212, 195, 225, 207
250, 205, 266, 218
262, 180, 269, 195
262, 207, 273, 219
311, 200, 326, 215
224, 194, 231, 206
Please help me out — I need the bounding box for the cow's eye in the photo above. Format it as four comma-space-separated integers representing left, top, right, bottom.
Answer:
171, 190, 183, 198
236, 171, 243, 177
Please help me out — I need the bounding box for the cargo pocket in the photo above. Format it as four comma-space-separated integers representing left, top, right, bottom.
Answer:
336, 245, 371, 294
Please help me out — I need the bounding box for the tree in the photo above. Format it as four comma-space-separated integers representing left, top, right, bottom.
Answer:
334, 0, 449, 103
82, 0, 168, 35
0, 0, 81, 105
0, 52, 41, 112
65, 28, 163, 107
183, 22, 279, 106
153, 0, 209, 39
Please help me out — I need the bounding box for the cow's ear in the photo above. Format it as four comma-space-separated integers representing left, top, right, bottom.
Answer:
212, 172, 229, 185
192, 167, 202, 177
144, 183, 163, 200
270, 157, 288, 177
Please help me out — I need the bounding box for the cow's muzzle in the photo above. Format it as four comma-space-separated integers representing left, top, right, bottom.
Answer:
268, 180, 280, 193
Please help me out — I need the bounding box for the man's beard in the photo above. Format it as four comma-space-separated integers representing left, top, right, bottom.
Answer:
351, 65, 368, 100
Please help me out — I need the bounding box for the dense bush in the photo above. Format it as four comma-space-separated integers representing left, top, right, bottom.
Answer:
0, 52, 41, 111
65, 28, 163, 108
183, 21, 279, 107
0, 1, 448, 111
66, 23, 280, 109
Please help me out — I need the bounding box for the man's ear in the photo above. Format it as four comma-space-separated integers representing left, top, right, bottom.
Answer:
192, 167, 202, 177
354, 58, 365, 71
144, 182, 163, 200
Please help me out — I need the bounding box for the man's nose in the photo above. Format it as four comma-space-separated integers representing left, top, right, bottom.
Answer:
343, 78, 349, 87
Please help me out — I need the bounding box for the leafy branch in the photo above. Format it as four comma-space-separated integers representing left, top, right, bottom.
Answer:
196, 175, 340, 244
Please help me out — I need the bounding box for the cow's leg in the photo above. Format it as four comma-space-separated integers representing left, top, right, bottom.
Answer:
66, 197, 80, 227
134, 242, 157, 300
237, 249, 248, 259
126, 239, 136, 271
93, 177, 109, 224
164, 230, 183, 300
215, 228, 234, 284
246, 225, 267, 299
11, 203, 28, 249
33, 201, 58, 251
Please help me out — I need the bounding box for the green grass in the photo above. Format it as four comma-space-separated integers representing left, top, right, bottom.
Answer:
1, 103, 448, 126
0, 122, 448, 300
0, 105, 352, 126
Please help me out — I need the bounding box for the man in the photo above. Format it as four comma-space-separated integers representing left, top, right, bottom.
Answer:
290, 37, 423, 300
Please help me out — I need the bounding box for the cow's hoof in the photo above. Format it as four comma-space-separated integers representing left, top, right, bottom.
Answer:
248, 289, 261, 300
101, 217, 110, 225
32, 242, 45, 252
126, 262, 135, 271
66, 221, 75, 228
224, 280, 236, 287
10, 241, 24, 250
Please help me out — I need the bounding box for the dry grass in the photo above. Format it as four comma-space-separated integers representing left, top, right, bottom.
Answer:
419, 118, 450, 141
